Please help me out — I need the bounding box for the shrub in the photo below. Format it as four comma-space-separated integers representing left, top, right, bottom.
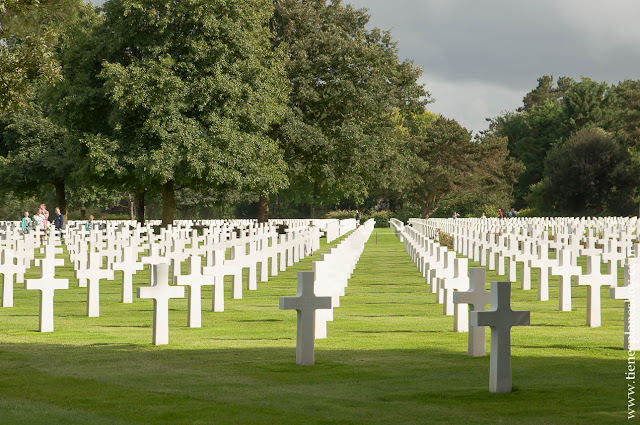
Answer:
437, 230, 453, 249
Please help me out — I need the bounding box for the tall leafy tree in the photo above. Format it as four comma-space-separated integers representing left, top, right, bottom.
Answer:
543, 127, 635, 215
271, 0, 427, 217
0, 0, 86, 112
563, 77, 611, 132
0, 105, 75, 213
405, 116, 514, 218
52, 0, 290, 226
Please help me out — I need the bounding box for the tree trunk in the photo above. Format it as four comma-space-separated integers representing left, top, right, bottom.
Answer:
128, 193, 135, 220
422, 197, 442, 219
257, 195, 269, 223
80, 208, 86, 220
54, 180, 67, 218
310, 204, 315, 219
273, 193, 279, 219
162, 180, 175, 227
204, 206, 211, 220
136, 191, 146, 225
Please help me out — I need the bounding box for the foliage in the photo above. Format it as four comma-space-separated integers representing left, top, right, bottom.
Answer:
542, 128, 635, 215
0, 0, 87, 112
491, 75, 640, 215
402, 115, 521, 219
0, 104, 76, 212
271, 0, 428, 214
324, 209, 393, 227
437, 229, 453, 249
50, 0, 291, 225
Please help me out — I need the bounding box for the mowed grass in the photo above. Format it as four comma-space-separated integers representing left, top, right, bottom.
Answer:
0, 228, 629, 424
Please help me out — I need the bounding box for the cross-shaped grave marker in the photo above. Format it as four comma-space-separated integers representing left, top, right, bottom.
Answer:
1, 249, 24, 307
84, 250, 115, 317
279, 271, 332, 365
443, 257, 469, 324
610, 258, 640, 350
141, 243, 167, 286
471, 281, 530, 393
576, 255, 615, 327
137, 263, 185, 345
454, 268, 492, 357
528, 243, 554, 301
175, 255, 212, 328
203, 249, 243, 310
111, 246, 144, 303
25, 248, 69, 332
549, 250, 581, 311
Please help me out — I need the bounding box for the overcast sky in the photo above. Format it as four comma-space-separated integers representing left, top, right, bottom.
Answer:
89, 0, 640, 132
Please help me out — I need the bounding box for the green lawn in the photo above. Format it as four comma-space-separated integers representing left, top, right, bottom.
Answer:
0, 228, 629, 424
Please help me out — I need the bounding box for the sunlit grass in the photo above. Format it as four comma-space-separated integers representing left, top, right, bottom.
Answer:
0, 229, 628, 424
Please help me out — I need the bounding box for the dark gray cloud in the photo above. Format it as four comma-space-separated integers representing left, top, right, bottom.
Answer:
347, 0, 640, 131
348, 0, 640, 89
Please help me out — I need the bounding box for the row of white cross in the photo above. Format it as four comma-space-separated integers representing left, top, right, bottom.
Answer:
398, 222, 530, 393
404, 218, 639, 338
279, 219, 375, 365
0, 219, 336, 344
396, 215, 640, 391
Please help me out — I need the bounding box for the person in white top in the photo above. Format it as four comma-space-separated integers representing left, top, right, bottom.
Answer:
32, 208, 45, 230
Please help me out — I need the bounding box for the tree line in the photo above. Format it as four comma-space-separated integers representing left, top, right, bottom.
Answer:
0, 0, 521, 224
491, 75, 640, 217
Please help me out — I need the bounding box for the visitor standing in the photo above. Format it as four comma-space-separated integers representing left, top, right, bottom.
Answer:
355, 209, 361, 227
32, 208, 45, 231
21, 211, 32, 234
53, 207, 64, 231
497, 208, 503, 219
85, 215, 94, 232
510, 208, 517, 218
481, 212, 487, 220
40, 203, 49, 229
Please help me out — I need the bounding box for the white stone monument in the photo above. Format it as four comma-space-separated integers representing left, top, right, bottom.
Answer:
279, 271, 332, 365
549, 250, 581, 311
454, 268, 491, 356
25, 255, 69, 332
137, 263, 185, 345
175, 255, 212, 328
577, 255, 615, 327
471, 281, 530, 393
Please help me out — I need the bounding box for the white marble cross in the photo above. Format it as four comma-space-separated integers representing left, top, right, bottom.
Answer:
454, 268, 491, 357
576, 255, 615, 327
141, 243, 167, 285
111, 246, 144, 303
203, 249, 243, 310
279, 271, 332, 365
610, 259, 640, 350
530, 244, 554, 301
443, 257, 469, 325
84, 251, 115, 317
175, 255, 212, 328
137, 263, 185, 345
1, 249, 23, 307
549, 250, 581, 311
25, 254, 69, 332
471, 281, 530, 393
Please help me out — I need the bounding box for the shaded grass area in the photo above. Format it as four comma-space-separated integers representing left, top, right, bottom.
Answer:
0, 229, 629, 424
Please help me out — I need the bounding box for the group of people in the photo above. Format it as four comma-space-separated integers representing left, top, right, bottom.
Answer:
496, 208, 517, 219
20, 204, 64, 234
